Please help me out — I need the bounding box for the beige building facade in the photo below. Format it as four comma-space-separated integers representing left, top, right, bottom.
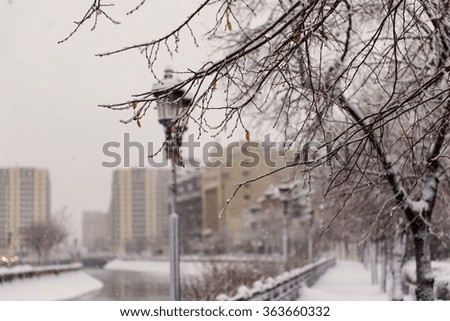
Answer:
110, 168, 170, 254
0, 167, 50, 254
201, 142, 292, 252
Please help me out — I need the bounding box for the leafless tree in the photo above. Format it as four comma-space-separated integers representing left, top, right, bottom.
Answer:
23, 218, 68, 264
62, 0, 450, 300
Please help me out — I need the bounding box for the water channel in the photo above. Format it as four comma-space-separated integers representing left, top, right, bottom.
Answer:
75, 268, 170, 300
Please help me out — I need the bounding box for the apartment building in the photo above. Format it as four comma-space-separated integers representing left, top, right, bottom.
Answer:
109, 168, 170, 254
201, 142, 291, 252
0, 167, 50, 254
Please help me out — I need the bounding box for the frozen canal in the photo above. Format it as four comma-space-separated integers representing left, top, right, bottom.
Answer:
0, 259, 203, 300
75, 268, 170, 300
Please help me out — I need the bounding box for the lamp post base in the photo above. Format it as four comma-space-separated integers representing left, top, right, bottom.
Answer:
169, 212, 180, 301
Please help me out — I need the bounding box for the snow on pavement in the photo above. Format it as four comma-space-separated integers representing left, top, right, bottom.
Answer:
299, 261, 387, 301
0, 270, 103, 300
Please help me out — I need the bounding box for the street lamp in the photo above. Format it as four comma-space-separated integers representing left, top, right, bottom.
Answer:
278, 184, 291, 265
153, 67, 191, 301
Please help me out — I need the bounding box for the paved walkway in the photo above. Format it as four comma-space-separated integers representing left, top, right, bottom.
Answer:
299, 260, 388, 300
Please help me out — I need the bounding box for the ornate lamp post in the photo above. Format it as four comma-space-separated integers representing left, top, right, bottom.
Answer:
153, 68, 191, 301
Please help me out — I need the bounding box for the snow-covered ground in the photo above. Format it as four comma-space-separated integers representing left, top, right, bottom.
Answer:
299, 260, 388, 300
0, 270, 103, 300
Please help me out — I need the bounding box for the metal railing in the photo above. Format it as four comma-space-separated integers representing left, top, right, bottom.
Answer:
216, 257, 336, 301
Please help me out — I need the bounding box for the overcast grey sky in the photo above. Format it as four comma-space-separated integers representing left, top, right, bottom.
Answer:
0, 0, 227, 239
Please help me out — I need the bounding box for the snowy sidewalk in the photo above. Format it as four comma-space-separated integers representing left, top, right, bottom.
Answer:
299, 260, 387, 300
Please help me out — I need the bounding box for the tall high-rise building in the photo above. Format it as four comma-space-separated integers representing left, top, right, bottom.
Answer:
109, 168, 170, 254
0, 167, 51, 253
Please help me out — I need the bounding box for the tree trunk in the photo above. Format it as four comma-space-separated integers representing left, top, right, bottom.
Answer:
391, 219, 406, 300
308, 232, 313, 262
362, 242, 368, 267
369, 241, 378, 285
379, 238, 387, 293
411, 221, 434, 300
